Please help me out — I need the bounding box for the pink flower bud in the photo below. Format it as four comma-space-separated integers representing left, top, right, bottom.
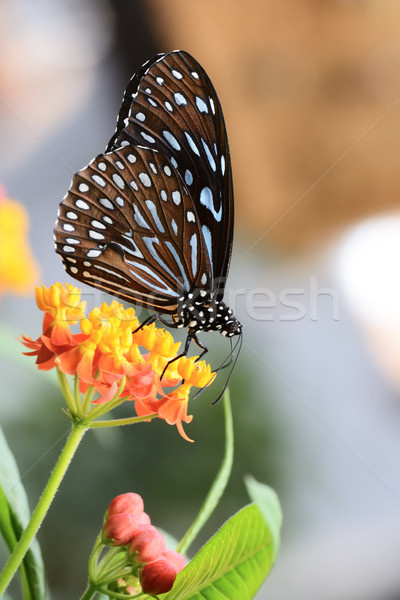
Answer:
103, 513, 138, 546
128, 525, 166, 563
162, 550, 186, 573
131, 511, 151, 534
107, 493, 144, 519
140, 558, 177, 595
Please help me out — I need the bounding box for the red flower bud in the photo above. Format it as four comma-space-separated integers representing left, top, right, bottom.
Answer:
162, 550, 186, 573
128, 525, 166, 563
107, 493, 144, 519
103, 513, 139, 546
131, 511, 151, 534
140, 558, 177, 595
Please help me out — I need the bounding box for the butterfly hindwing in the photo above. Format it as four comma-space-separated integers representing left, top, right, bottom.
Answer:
107, 50, 234, 299
54, 145, 212, 313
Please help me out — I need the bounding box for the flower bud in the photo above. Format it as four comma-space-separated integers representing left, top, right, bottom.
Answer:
131, 511, 151, 534
128, 525, 166, 563
102, 513, 138, 546
140, 558, 177, 595
107, 493, 144, 519
162, 550, 186, 573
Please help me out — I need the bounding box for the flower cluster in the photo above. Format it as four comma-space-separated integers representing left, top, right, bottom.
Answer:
102, 493, 186, 595
0, 186, 39, 295
21, 283, 213, 440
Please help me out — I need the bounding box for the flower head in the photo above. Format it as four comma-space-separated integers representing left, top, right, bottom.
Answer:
21, 283, 213, 439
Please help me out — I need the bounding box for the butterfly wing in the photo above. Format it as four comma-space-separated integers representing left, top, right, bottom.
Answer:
106, 50, 234, 299
54, 145, 212, 314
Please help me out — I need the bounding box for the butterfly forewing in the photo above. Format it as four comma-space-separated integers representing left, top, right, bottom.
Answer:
106, 50, 234, 298
55, 145, 212, 313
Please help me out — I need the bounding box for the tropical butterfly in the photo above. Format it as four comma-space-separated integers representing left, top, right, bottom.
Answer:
54, 50, 242, 370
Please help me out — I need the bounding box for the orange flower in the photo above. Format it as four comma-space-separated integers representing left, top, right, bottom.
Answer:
21, 283, 214, 439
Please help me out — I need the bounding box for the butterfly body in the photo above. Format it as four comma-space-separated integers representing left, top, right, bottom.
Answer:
175, 292, 240, 338
55, 50, 242, 364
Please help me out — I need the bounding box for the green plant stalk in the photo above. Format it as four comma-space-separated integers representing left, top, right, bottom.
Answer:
177, 388, 234, 555
89, 413, 157, 429
0, 423, 88, 595
79, 582, 97, 600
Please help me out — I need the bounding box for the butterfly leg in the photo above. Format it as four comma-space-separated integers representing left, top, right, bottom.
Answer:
160, 328, 210, 380
191, 333, 209, 362
132, 313, 157, 333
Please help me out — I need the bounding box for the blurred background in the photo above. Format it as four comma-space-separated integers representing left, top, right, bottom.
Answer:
1, 0, 400, 598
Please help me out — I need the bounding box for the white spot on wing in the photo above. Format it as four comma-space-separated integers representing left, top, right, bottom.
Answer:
201, 138, 216, 171
163, 131, 181, 151
172, 69, 183, 79
99, 198, 114, 210
200, 187, 222, 221
92, 174, 106, 187
78, 183, 89, 193
66, 211, 78, 220
139, 172, 152, 187
89, 230, 105, 240
185, 170, 193, 186
221, 154, 225, 175
87, 249, 102, 258
174, 93, 187, 106
190, 234, 198, 277
195, 97, 208, 113
76, 199, 90, 210
91, 220, 106, 230
136, 112, 146, 122
172, 191, 181, 205
112, 173, 125, 189
141, 132, 155, 144
146, 200, 165, 233
184, 132, 200, 156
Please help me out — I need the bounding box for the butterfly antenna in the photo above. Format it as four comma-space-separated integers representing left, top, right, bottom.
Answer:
192, 331, 243, 403
210, 331, 243, 405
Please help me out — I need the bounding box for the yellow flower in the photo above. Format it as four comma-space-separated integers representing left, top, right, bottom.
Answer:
0, 192, 39, 295
22, 282, 214, 440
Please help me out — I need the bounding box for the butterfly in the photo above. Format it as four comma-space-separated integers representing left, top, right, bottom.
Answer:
54, 50, 242, 370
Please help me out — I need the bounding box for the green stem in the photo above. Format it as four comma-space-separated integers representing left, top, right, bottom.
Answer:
82, 385, 96, 414
177, 389, 234, 555
80, 582, 98, 600
0, 423, 88, 595
89, 413, 157, 429
56, 368, 77, 415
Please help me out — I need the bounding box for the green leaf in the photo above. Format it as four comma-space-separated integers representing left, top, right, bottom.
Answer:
0, 427, 46, 599
244, 475, 282, 563
162, 503, 277, 600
